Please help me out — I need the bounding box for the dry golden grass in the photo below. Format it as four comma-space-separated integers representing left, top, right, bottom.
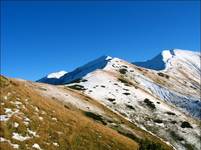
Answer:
0, 76, 174, 150
0, 77, 139, 150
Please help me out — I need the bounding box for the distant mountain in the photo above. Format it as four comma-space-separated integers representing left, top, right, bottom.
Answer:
37, 70, 67, 84
37, 56, 112, 84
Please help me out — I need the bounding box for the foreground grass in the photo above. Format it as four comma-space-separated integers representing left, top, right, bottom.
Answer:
0, 77, 139, 150
0, 76, 173, 150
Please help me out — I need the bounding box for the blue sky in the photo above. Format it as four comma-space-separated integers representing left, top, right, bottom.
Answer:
1, 1, 200, 81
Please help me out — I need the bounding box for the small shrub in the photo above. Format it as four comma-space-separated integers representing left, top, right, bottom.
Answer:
139, 139, 164, 150
101, 85, 106, 88
118, 78, 132, 86
170, 120, 177, 124
121, 65, 128, 68
154, 119, 163, 124
107, 98, 116, 102
144, 98, 156, 109
157, 72, 164, 77
69, 78, 82, 83
123, 88, 129, 91
157, 72, 169, 79
117, 130, 137, 141
119, 68, 128, 74
123, 92, 131, 95
81, 79, 88, 82
170, 131, 184, 141
181, 121, 192, 128
166, 112, 175, 115
184, 143, 194, 150
126, 104, 135, 110
190, 85, 196, 90
68, 84, 86, 91
84, 112, 106, 125
64, 105, 70, 109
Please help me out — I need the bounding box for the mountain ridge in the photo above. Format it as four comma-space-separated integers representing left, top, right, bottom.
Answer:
1, 49, 200, 150
36, 49, 200, 150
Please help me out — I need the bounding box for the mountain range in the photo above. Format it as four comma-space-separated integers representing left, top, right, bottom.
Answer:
1, 49, 200, 150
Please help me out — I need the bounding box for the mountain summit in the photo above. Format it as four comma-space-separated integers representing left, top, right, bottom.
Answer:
133, 49, 200, 71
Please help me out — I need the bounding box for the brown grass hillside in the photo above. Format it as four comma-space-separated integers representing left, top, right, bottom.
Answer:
0, 76, 173, 150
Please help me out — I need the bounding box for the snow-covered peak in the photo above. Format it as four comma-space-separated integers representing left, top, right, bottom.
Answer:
37, 49, 200, 85
161, 50, 174, 62
37, 55, 114, 84
47, 71, 67, 79
133, 49, 200, 71
60, 55, 114, 84
37, 71, 67, 84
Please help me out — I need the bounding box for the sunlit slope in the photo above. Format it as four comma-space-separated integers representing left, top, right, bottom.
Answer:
0, 76, 173, 150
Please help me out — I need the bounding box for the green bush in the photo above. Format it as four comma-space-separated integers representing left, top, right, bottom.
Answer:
84, 112, 107, 125
157, 72, 169, 79
68, 84, 86, 90
144, 98, 156, 109
126, 104, 135, 110
119, 68, 128, 74
123, 92, 131, 95
118, 78, 132, 86
107, 98, 116, 102
139, 139, 164, 150
154, 119, 163, 123
166, 112, 175, 115
181, 121, 192, 128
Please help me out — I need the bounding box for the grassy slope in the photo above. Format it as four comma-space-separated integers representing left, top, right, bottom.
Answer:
0, 76, 173, 150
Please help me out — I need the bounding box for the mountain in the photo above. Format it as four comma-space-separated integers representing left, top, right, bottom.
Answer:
37, 56, 112, 85
0, 75, 172, 150
37, 70, 67, 84
36, 49, 201, 150
1, 49, 200, 150
133, 50, 174, 70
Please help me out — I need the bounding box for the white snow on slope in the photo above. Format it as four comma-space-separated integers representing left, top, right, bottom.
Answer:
37, 56, 113, 84
36, 49, 201, 150
47, 71, 67, 79
67, 68, 201, 150
133, 49, 200, 71
0, 137, 19, 149
37, 71, 68, 85
135, 75, 201, 118
12, 132, 31, 141
32, 143, 42, 150
162, 50, 173, 62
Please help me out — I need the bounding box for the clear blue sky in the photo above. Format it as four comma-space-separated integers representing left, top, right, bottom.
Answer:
1, 1, 200, 81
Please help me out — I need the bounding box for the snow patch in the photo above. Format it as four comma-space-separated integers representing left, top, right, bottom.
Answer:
14, 122, 19, 128
12, 132, 31, 141
0, 137, 19, 149
32, 143, 42, 150
47, 71, 67, 79
53, 142, 59, 146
